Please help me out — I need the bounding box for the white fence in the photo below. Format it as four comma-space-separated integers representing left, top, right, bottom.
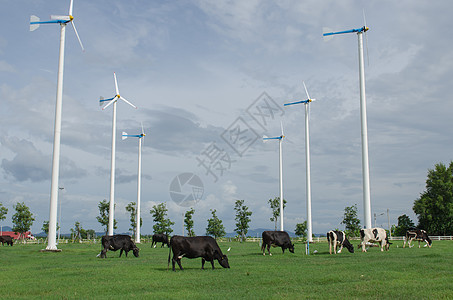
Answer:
244, 236, 453, 243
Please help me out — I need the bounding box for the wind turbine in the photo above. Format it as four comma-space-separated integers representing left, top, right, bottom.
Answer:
30, 0, 84, 251
100, 72, 137, 236
122, 124, 146, 244
284, 81, 316, 243
263, 123, 285, 231
323, 17, 372, 229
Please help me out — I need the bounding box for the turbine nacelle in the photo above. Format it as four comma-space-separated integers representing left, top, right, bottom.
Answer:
29, 0, 84, 51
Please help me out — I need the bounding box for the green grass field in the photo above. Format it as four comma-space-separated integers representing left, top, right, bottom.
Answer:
0, 239, 452, 299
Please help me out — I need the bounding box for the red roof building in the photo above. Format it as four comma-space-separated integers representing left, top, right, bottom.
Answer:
0, 231, 35, 240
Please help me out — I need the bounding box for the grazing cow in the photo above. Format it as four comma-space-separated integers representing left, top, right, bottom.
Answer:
99, 235, 139, 258
403, 229, 432, 248
151, 233, 170, 248
0, 235, 13, 246
168, 236, 230, 271
358, 228, 392, 252
261, 231, 294, 256
327, 230, 354, 254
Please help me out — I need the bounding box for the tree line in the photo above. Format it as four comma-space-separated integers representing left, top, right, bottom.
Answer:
2, 161, 452, 239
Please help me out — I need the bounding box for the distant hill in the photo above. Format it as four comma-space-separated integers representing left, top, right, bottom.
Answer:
1, 226, 13, 232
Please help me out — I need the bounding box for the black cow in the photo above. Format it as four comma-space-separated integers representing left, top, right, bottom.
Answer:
151, 233, 170, 248
261, 231, 294, 256
403, 229, 432, 248
0, 235, 13, 246
168, 235, 230, 271
327, 230, 354, 254
99, 235, 139, 258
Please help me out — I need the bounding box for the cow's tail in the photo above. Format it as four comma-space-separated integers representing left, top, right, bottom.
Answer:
167, 239, 172, 271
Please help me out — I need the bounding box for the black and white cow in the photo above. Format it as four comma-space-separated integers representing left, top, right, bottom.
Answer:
0, 235, 13, 246
327, 230, 354, 254
168, 235, 230, 271
151, 233, 170, 248
261, 231, 294, 256
358, 228, 391, 252
99, 235, 139, 258
403, 229, 432, 248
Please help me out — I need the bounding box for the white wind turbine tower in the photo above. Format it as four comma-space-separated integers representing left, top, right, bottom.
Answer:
323, 15, 372, 229
29, 0, 84, 251
100, 73, 137, 236
263, 123, 286, 231
122, 124, 146, 244
284, 82, 316, 243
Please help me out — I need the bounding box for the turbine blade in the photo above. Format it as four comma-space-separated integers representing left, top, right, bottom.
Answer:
113, 73, 119, 95
141, 122, 145, 136
69, 0, 74, 16
71, 21, 85, 52
102, 97, 117, 110
120, 96, 137, 109
30, 15, 40, 31
303, 81, 310, 100
280, 121, 285, 138
122, 132, 128, 140
363, 9, 367, 28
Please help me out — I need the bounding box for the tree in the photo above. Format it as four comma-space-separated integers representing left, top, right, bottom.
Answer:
96, 199, 117, 234
0, 203, 8, 234
413, 162, 453, 235
70, 221, 86, 242
86, 229, 96, 239
341, 204, 361, 237
394, 214, 415, 236
234, 200, 252, 241
125, 202, 142, 236
0, 203, 8, 223
12, 202, 35, 240
268, 197, 287, 231
42, 221, 59, 236
184, 208, 195, 237
295, 221, 308, 240
206, 209, 226, 239
150, 203, 174, 235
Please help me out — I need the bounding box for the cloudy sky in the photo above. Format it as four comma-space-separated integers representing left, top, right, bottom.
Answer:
1, 0, 452, 237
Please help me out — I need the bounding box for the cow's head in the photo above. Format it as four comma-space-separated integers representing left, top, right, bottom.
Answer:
385, 237, 392, 251
218, 254, 230, 268
288, 243, 295, 253
343, 239, 354, 253
132, 246, 140, 257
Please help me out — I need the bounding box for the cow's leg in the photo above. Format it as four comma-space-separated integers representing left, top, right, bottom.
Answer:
100, 249, 107, 258
176, 258, 183, 270
201, 258, 206, 269
172, 257, 176, 271
210, 259, 215, 270
362, 240, 367, 252
333, 237, 338, 254
418, 240, 421, 248
119, 249, 124, 257
267, 244, 272, 256
329, 240, 332, 255
261, 243, 266, 256
338, 243, 343, 254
